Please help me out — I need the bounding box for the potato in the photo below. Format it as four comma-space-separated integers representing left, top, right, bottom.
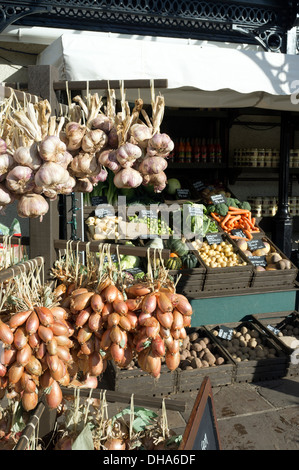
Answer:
266, 252, 282, 264
191, 343, 202, 352
241, 326, 248, 335
191, 357, 202, 369
201, 360, 209, 368
249, 338, 257, 348
252, 248, 268, 257
202, 351, 216, 365
266, 264, 277, 271
276, 260, 287, 270
236, 240, 248, 252
189, 332, 199, 342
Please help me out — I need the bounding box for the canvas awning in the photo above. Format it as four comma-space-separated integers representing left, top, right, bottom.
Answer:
37, 33, 299, 112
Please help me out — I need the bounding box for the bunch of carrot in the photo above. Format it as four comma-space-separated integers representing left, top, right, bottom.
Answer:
210, 207, 260, 241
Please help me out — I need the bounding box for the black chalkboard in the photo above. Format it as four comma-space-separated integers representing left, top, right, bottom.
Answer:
206, 233, 222, 245
179, 376, 221, 450
231, 229, 247, 239
210, 194, 227, 204
248, 255, 267, 267
91, 196, 108, 206
176, 189, 191, 199
247, 239, 265, 251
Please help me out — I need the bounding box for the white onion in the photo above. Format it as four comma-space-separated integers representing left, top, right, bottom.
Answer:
0, 183, 14, 206
146, 133, 174, 157
39, 136, 67, 163
5, 166, 35, 194
17, 194, 49, 221
116, 143, 142, 168
113, 168, 143, 189
13, 143, 42, 171
139, 156, 168, 175
81, 129, 108, 153
35, 162, 70, 188
130, 123, 153, 148
0, 153, 15, 177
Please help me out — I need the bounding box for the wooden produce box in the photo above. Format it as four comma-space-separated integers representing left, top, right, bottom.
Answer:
205, 321, 289, 384
168, 250, 206, 299
176, 327, 236, 392
248, 237, 298, 290
106, 361, 179, 397
252, 311, 299, 378
197, 234, 254, 294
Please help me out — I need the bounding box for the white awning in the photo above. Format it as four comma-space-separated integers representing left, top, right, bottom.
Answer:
37, 33, 299, 112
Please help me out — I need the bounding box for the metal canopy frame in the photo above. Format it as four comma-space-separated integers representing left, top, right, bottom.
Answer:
0, 0, 297, 53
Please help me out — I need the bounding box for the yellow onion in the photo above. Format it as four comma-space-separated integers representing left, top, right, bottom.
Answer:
50, 359, 66, 381
77, 325, 93, 344
46, 354, 60, 374
8, 363, 24, 384
0, 363, 6, 378
110, 343, 125, 364
125, 298, 143, 311
36, 342, 46, 360
88, 312, 102, 332
125, 284, 151, 298
144, 317, 160, 339
22, 391, 38, 411
58, 370, 70, 387
170, 329, 181, 340
172, 309, 184, 330
46, 338, 58, 356
88, 351, 104, 376
2, 347, 17, 366
138, 348, 161, 378
50, 306, 68, 321
141, 293, 157, 315
9, 310, 32, 330
118, 315, 132, 332
175, 295, 193, 316
55, 335, 73, 347
101, 302, 113, 323
118, 345, 133, 368
0, 320, 14, 345
38, 325, 54, 344
35, 306, 54, 327
101, 284, 120, 303
13, 326, 28, 350
165, 351, 180, 371
166, 338, 180, 354
50, 320, 69, 337
28, 332, 41, 350
151, 335, 165, 358
126, 311, 138, 330
157, 292, 173, 313
183, 315, 192, 328
138, 312, 152, 326
70, 292, 94, 312
25, 311, 40, 335
46, 380, 63, 409
90, 293, 104, 313
25, 356, 42, 376
109, 325, 122, 344
135, 334, 151, 353
56, 345, 72, 363
100, 329, 112, 351
113, 299, 128, 316
75, 307, 91, 328
40, 369, 54, 389
108, 312, 121, 328
156, 310, 173, 329
16, 343, 32, 367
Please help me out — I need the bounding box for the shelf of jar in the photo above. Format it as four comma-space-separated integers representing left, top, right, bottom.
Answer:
167, 162, 226, 169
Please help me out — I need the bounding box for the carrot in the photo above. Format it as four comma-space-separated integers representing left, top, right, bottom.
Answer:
244, 229, 253, 240
230, 235, 248, 240
251, 217, 256, 226
210, 212, 221, 223
245, 218, 256, 230
228, 209, 251, 215
220, 213, 232, 228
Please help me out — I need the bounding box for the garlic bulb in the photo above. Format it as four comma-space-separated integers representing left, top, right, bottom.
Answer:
65, 122, 86, 151
35, 162, 70, 188
81, 129, 108, 153
130, 123, 153, 148
56, 151, 73, 169
71, 152, 101, 177
73, 177, 94, 193
0, 183, 15, 206
0, 153, 15, 177
143, 171, 167, 193
139, 156, 168, 175
5, 166, 35, 194
39, 136, 67, 163
98, 150, 121, 173
89, 166, 108, 185
113, 168, 143, 189
17, 194, 49, 221
107, 127, 119, 148
56, 176, 76, 195
13, 143, 42, 170
91, 115, 113, 134
146, 133, 174, 158
0, 138, 7, 155
116, 143, 142, 169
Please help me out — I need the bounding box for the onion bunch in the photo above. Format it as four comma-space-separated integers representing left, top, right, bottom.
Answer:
0, 304, 73, 411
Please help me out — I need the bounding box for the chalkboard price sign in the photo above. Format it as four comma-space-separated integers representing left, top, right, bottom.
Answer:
210, 194, 227, 205
249, 255, 267, 267
179, 376, 221, 450
91, 196, 108, 206
247, 239, 265, 251
218, 325, 234, 341
206, 233, 223, 245
231, 229, 247, 239
193, 181, 206, 192
176, 189, 191, 199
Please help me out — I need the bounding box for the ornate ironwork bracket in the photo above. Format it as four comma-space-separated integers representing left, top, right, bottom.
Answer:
0, 4, 50, 33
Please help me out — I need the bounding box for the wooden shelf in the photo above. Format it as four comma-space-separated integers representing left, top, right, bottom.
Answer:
167, 162, 226, 169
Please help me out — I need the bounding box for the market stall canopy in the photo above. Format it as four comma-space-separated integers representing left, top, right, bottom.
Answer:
37, 33, 299, 112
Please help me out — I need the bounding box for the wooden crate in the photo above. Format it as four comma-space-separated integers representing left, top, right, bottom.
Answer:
168, 250, 206, 298
198, 234, 254, 293
106, 361, 179, 397
252, 311, 299, 378
247, 237, 298, 289
205, 321, 289, 383
176, 327, 236, 392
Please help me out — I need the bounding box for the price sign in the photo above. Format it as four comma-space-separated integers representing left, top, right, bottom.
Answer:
206, 233, 223, 245
267, 324, 281, 336
193, 181, 206, 192
95, 206, 115, 218
247, 239, 265, 251
210, 194, 227, 205
217, 325, 234, 341
187, 204, 203, 216
231, 229, 247, 239
91, 196, 108, 206
249, 256, 267, 267
176, 189, 191, 199
139, 209, 158, 219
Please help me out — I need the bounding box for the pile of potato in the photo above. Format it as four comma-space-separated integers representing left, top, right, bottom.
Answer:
193, 239, 247, 268
235, 238, 293, 271
179, 329, 226, 370
212, 324, 278, 362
